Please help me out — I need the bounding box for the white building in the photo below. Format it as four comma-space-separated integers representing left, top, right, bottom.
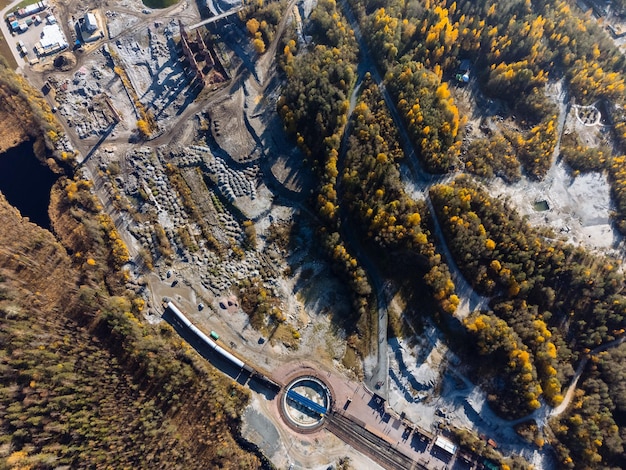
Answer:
39, 24, 67, 52
84, 12, 97, 33
434, 435, 458, 455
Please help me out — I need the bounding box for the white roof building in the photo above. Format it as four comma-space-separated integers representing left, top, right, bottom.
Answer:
434, 435, 458, 455
84, 12, 97, 32
40, 24, 67, 50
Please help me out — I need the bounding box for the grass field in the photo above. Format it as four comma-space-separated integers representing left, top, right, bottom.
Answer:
0, 31, 18, 69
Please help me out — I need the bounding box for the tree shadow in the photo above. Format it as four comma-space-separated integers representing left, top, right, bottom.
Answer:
286, 224, 358, 334
81, 121, 118, 165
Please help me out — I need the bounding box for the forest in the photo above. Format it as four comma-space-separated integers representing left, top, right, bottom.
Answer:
278, 0, 378, 357
269, 0, 626, 467
0, 56, 60, 154
350, 0, 626, 225
276, 0, 459, 360
341, 77, 457, 315
429, 177, 625, 421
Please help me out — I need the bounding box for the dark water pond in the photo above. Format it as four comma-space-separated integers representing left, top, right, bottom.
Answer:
533, 200, 550, 212
0, 139, 58, 230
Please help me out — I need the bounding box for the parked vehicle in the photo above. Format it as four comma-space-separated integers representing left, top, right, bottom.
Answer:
17, 40, 27, 55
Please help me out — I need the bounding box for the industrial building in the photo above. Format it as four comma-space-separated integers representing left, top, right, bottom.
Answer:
15, 0, 47, 18
178, 20, 227, 89
434, 435, 458, 455
35, 24, 68, 56
79, 11, 105, 43
84, 13, 97, 32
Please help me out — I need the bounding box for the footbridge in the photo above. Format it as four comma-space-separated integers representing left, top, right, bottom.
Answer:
188, 6, 244, 30
286, 389, 328, 416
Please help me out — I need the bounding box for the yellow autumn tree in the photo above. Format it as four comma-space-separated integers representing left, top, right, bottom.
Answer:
137, 119, 150, 138
246, 18, 260, 36
252, 38, 266, 54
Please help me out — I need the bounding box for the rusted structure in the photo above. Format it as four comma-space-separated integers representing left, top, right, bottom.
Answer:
179, 20, 227, 88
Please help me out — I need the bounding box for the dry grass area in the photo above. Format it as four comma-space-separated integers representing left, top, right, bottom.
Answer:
0, 108, 27, 152
341, 345, 361, 372
0, 60, 58, 153
0, 33, 17, 71
0, 192, 76, 308
0, 0, 18, 68
0, 66, 36, 153
268, 322, 300, 349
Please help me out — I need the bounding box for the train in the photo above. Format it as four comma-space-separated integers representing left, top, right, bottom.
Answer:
166, 301, 254, 373
166, 301, 282, 396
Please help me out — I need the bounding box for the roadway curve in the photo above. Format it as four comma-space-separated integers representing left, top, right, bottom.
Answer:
4, 4, 412, 468
18, 1, 611, 465
550, 336, 626, 419
337, 0, 490, 318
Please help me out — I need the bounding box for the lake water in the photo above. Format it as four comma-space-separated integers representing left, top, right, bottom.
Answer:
0, 140, 58, 230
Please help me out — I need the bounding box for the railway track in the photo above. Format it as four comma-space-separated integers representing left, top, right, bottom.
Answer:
325, 411, 426, 470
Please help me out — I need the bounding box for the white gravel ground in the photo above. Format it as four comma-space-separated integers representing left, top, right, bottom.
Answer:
490, 160, 622, 254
